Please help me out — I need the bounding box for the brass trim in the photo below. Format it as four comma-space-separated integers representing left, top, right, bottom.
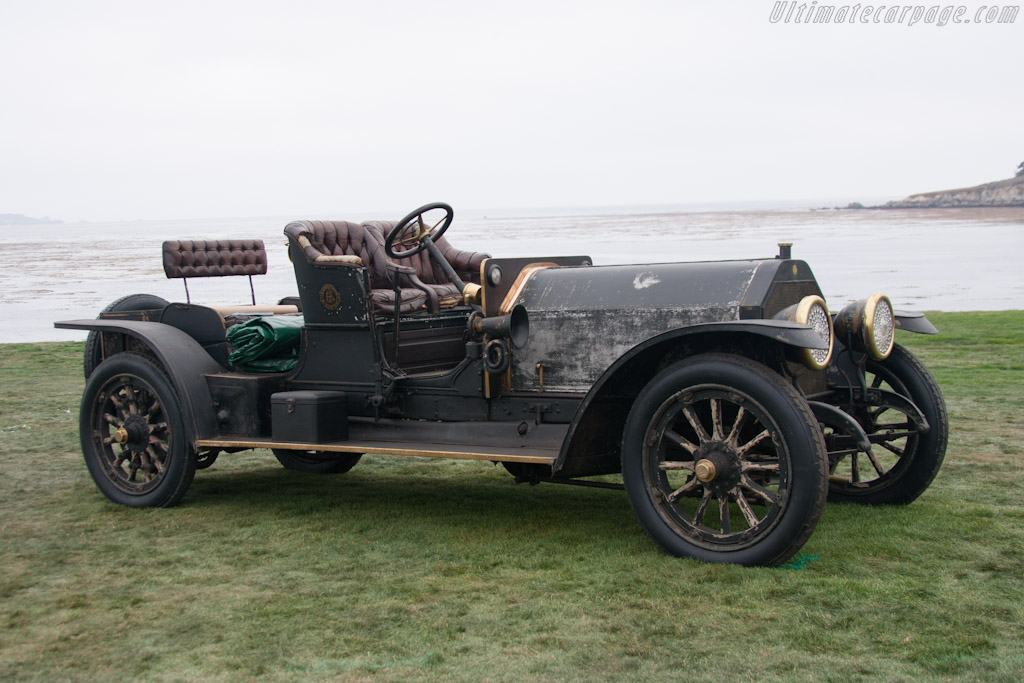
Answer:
195, 438, 556, 465
862, 292, 895, 360
462, 282, 482, 306
499, 263, 557, 314
695, 459, 716, 482
794, 294, 833, 371
479, 259, 489, 312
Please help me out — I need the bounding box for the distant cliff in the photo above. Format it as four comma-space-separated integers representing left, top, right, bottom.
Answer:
0, 213, 63, 225
879, 174, 1024, 208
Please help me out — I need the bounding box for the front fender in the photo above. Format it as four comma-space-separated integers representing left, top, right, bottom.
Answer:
894, 311, 939, 335
552, 320, 828, 476
55, 319, 225, 443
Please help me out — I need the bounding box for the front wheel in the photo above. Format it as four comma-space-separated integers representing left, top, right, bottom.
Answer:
622, 354, 828, 567
272, 449, 362, 474
828, 344, 947, 505
80, 353, 195, 507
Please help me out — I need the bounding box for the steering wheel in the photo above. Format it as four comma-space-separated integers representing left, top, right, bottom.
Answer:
385, 202, 454, 258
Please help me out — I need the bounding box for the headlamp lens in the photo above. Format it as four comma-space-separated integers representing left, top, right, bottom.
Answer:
867, 294, 895, 360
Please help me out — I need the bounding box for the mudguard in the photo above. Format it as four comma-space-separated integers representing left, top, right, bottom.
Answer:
894, 311, 939, 335
553, 319, 831, 475
55, 319, 225, 443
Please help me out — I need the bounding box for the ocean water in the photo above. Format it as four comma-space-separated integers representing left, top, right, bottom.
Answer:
2, 205, 1021, 343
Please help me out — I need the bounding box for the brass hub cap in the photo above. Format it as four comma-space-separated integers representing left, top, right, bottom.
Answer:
695, 459, 717, 482
693, 442, 742, 496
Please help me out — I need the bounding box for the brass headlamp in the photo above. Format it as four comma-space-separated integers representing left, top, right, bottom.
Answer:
834, 293, 895, 360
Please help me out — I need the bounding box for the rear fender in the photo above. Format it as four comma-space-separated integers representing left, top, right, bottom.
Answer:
55, 319, 225, 443
553, 320, 827, 477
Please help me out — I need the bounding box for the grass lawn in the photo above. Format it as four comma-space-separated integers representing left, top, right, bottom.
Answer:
1, 311, 1023, 681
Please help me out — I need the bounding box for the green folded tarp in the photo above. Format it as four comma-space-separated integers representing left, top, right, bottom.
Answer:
226, 314, 304, 372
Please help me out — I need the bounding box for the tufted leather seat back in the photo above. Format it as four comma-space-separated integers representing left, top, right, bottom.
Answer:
162, 239, 268, 279
284, 220, 392, 288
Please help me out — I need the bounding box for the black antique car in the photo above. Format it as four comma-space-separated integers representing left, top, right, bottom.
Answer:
56, 202, 947, 567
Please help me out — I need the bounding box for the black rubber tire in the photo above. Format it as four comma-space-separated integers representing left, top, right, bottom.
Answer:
80, 352, 196, 507
621, 354, 828, 567
828, 344, 947, 505
84, 293, 169, 378
272, 449, 362, 474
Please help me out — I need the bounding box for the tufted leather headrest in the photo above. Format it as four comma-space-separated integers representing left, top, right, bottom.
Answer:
163, 239, 268, 279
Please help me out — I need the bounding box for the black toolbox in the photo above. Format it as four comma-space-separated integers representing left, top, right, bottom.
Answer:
271, 391, 348, 443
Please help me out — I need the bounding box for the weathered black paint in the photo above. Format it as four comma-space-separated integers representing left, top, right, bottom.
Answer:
506, 259, 825, 392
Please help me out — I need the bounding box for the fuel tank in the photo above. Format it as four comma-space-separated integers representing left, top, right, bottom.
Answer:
507, 258, 823, 392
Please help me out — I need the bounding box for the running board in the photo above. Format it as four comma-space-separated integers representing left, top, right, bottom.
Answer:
196, 437, 557, 465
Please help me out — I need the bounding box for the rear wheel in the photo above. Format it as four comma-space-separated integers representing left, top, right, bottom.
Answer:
622, 354, 828, 567
80, 353, 195, 507
828, 344, 947, 504
272, 449, 362, 474
84, 294, 169, 378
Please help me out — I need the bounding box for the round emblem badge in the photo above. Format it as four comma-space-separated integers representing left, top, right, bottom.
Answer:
319, 284, 341, 312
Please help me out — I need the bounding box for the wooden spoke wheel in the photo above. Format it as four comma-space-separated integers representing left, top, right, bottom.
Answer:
622, 354, 828, 567
80, 353, 195, 507
828, 344, 947, 505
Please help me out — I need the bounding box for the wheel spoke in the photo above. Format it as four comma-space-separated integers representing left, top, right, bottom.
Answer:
719, 498, 731, 534
740, 474, 778, 505
124, 384, 138, 413
864, 449, 887, 477
735, 490, 760, 528
668, 476, 700, 502
710, 398, 724, 440
146, 446, 165, 475
682, 405, 711, 444
725, 407, 748, 447
659, 460, 696, 471
736, 429, 770, 456
741, 461, 779, 474
878, 440, 906, 457
693, 489, 713, 525
850, 452, 861, 483
128, 454, 141, 481
664, 428, 698, 455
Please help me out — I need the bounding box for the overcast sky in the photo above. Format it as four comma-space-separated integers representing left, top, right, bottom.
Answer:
0, 1, 1020, 221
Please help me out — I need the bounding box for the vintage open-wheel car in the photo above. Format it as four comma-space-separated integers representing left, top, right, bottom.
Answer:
57, 202, 947, 567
